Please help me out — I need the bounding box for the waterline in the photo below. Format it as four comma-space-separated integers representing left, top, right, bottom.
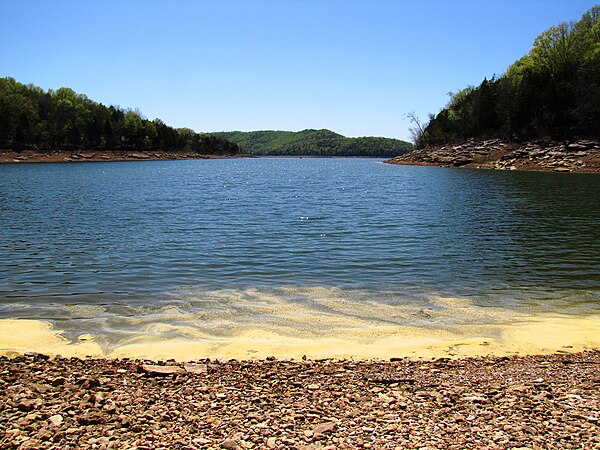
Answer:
2, 286, 599, 360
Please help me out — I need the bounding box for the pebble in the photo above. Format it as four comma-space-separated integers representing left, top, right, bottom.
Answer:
48, 414, 63, 427
0, 351, 599, 449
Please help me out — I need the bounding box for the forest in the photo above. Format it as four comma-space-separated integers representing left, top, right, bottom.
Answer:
214, 129, 413, 157
415, 6, 599, 148
0, 78, 239, 154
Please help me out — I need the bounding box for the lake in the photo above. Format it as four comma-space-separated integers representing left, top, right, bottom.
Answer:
1, 158, 599, 359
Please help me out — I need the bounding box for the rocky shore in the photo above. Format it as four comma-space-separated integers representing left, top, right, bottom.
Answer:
0, 150, 245, 164
385, 139, 600, 173
1, 351, 599, 449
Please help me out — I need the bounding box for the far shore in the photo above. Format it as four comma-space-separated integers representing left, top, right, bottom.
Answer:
0, 150, 399, 164
0, 149, 250, 165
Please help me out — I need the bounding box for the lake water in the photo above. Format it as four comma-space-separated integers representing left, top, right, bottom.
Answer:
1, 158, 599, 359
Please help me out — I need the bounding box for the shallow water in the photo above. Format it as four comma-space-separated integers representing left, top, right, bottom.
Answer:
1, 158, 599, 358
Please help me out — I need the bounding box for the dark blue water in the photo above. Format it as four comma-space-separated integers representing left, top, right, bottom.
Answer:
1, 158, 599, 349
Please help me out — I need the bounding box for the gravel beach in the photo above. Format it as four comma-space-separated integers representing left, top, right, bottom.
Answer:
1, 351, 599, 449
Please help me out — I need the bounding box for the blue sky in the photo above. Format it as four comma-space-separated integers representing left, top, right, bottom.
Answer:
0, 0, 596, 141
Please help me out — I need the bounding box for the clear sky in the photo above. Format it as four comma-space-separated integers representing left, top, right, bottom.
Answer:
0, 0, 597, 141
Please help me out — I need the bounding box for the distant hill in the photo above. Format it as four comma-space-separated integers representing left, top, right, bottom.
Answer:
213, 129, 413, 157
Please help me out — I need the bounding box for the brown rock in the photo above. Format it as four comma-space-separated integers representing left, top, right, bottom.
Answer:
48, 414, 63, 427
129, 152, 150, 159
17, 399, 41, 412
139, 364, 184, 375
51, 377, 66, 387
312, 422, 336, 435
77, 412, 105, 425
184, 364, 208, 374
221, 438, 238, 449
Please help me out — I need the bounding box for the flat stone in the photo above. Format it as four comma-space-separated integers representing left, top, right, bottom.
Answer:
129, 152, 150, 159
184, 364, 208, 374
48, 414, 63, 427
139, 364, 184, 375
312, 422, 336, 434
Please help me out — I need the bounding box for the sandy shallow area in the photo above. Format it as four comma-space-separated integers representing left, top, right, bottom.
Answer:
1, 311, 600, 362
1, 351, 599, 449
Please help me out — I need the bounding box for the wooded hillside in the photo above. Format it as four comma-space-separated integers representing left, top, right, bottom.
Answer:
417, 6, 599, 148
214, 129, 413, 157
0, 78, 239, 154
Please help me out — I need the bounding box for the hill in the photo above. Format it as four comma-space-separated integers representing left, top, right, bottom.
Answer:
414, 6, 599, 148
213, 129, 413, 157
0, 78, 239, 155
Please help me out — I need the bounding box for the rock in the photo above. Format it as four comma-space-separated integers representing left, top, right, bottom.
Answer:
463, 394, 488, 404
139, 364, 184, 376
1, 352, 600, 448
17, 439, 41, 449
17, 399, 40, 412
221, 438, 238, 449
364, 374, 416, 384
385, 139, 600, 173
312, 422, 336, 435
51, 377, 66, 387
452, 157, 474, 167
80, 377, 101, 389
48, 414, 63, 427
184, 364, 208, 374
77, 412, 105, 425
568, 143, 588, 150
129, 152, 150, 159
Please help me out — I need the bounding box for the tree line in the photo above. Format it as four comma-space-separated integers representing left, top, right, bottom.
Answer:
414, 6, 599, 148
214, 129, 413, 157
0, 77, 239, 154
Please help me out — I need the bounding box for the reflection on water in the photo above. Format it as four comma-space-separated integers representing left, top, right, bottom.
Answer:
0, 158, 599, 358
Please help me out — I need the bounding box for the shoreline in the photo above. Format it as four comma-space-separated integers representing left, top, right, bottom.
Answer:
0, 150, 393, 164
2, 311, 600, 362
384, 139, 600, 173
1, 350, 599, 448
0, 149, 250, 165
